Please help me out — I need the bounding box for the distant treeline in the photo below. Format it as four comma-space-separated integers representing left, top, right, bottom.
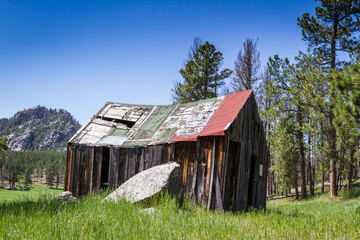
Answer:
0, 151, 66, 189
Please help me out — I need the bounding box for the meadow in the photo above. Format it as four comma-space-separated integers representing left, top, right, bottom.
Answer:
0, 187, 359, 239
0, 184, 63, 202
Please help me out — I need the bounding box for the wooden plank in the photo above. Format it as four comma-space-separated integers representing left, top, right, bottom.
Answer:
69, 145, 77, 194
213, 140, 223, 210
244, 144, 252, 208
170, 144, 174, 162
78, 146, 85, 196
154, 146, 163, 167
149, 147, 155, 168
64, 145, 72, 191
204, 142, 212, 205
82, 146, 89, 195
124, 149, 129, 181
92, 147, 97, 193
186, 142, 196, 195
144, 148, 150, 170
139, 148, 145, 172
108, 148, 115, 190
207, 138, 216, 210
134, 148, 141, 175
181, 143, 189, 189
196, 142, 206, 205
96, 147, 103, 192
88, 147, 94, 193
114, 148, 120, 188
217, 138, 224, 180
191, 140, 201, 203
234, 142, 246, 211
253, 122, 260, 156
238, 108, 245, 141
250, 155, 259, 207
128, 149, 135, 178
221, 135, 229, 204
119, 148, 125, 184
75, 145, 81, 197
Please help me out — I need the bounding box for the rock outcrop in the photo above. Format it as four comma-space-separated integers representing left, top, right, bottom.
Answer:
0, 106, 81, 151
104, 162, 183, 204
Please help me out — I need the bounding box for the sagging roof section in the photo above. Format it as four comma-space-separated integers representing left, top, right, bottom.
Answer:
69, 90, 253, 147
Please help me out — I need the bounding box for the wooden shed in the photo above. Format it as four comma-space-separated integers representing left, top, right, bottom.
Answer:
64, 90, 269, 211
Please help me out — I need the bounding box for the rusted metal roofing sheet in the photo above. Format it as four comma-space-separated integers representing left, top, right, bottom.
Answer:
69, 90, 252, 147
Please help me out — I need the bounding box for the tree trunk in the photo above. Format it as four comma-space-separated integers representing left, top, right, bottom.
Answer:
311, 163, 315, 195
348, 145, 355, 189
1, 165, 4, 186
337, 172, 341, 191
329, 20, 338, 197
297, 111, 307, 199
329, 122, 337, 197
308, 127, 314, 196
294, 173, 299, 200
321, 171, 325, 194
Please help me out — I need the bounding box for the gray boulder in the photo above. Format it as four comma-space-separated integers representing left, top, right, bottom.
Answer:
103, 162, 182, 204
56, 191, 77, 202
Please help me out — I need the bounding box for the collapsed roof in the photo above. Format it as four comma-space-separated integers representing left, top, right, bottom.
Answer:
69, 90, 253, 148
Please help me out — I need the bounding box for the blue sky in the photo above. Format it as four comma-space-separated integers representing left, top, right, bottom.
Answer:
0, 0, 317, 124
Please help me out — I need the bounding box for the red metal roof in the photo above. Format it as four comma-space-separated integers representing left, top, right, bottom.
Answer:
170, 89, 253, 142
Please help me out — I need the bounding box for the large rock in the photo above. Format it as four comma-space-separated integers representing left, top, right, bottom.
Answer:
104, 162, 182, 204
8, 130, 34, 151
55, 191, 77, 202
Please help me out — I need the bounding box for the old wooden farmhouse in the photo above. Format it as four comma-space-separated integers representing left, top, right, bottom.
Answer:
64, 90, 269, 211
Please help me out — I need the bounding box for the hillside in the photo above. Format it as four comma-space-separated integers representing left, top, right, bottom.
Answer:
0, 106, 81, 151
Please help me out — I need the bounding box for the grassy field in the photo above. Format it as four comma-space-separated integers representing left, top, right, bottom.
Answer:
0, 188, 359, 239
0, 184, 63, 202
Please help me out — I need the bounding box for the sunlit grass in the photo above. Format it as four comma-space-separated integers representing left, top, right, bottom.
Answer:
0, 189, 359, 239
0, 183, 63, 202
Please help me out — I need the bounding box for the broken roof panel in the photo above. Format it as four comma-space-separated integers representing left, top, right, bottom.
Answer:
69, 90, 253, 147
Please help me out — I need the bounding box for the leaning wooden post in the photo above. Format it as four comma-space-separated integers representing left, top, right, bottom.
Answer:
213, 141, 224, 210
207, 138, 216, 210
191, 139, 201, 203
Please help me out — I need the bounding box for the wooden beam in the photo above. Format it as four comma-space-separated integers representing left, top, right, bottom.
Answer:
221, 135, 229, 205
191, 139, 201, 203
96, 147, 103, 192
228, 132, 240, 143
89, 147, 94, 193
213, 140, 224, 210
207, 138, 216, 210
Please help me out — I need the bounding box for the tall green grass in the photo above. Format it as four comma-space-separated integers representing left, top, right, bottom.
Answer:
0, 190, 359, 239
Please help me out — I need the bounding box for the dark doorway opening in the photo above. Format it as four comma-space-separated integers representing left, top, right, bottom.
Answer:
224, 140, 239, 210
101, 147, 110, 189
248, 155, 258, 207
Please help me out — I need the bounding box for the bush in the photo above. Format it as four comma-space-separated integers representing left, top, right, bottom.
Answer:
343, 188, 360, 199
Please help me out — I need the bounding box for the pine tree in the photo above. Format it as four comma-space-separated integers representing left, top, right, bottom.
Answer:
231, 38, 261, 95
298, 0, 360, 197
0, 136, 8, 185
172, 41, 232, 103
266, 55, 309, 198
333, 60, 360, 188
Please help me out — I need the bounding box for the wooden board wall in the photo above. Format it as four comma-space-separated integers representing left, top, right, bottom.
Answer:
65, 93, 269, 210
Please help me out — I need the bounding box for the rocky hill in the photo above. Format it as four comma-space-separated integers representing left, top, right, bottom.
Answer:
0, 106, 81, 151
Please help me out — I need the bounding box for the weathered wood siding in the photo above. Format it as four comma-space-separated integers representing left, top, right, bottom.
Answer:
64, 93, 269, 211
